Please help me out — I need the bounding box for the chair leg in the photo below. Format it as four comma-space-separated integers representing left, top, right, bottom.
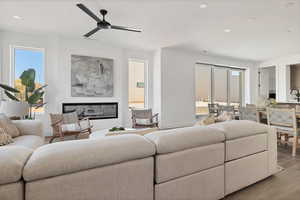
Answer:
49, 136, 56, 143
292, 136, 298, 157
60, 132, 65, 141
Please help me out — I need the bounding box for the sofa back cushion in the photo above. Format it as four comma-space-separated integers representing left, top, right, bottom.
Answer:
208, 120, 268, 140
23, 134, 156, 181
145, 126, 225, 154
0, 114, 20, 138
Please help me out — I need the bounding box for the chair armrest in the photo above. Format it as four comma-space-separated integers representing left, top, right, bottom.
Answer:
152, 113, 159, 123
12, 120, 44, 138
51, 119, 63, 127
79, 117, 92, 129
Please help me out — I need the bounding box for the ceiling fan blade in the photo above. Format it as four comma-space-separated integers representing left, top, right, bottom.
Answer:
111, 25, 142, 33
84, 27, 101, 37
77, 3, 101, 22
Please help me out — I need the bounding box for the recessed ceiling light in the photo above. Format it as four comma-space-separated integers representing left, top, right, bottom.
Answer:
200, 3, 208, 8
224, 29, 232, 33
13, 15, 22, 20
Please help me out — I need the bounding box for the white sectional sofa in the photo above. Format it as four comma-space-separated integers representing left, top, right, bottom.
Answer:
0, 120, 277, 200
0, 120, 44, 200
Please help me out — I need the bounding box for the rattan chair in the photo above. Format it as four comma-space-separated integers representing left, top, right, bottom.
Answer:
131, 109, 159, 128
267, 107, 299, 156
49, 112, 93, 143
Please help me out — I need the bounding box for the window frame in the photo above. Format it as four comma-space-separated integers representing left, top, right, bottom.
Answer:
10, 45, 46, 87
128, 58, 149, 109
195, 64, 245, 115
10, 45, 46, 114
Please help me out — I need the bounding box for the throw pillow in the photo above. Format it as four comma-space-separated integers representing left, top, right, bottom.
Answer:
216, 111, 233, 122
135, 119, 151, 125
196, 115, 216, 126
0, 113, 20, 138
0, 127, 13, 146
107, 128, 158, 136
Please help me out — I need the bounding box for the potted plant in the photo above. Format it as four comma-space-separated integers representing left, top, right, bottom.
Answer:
0, 68, 47, 119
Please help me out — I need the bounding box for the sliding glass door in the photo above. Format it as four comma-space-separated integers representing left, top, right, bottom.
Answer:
195, 65, 211, 115
195, 64, 244, 115
229, 70, 242, 107
213, 68, 228, 106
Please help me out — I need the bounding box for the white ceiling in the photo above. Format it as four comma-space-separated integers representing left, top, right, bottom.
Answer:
0, 0, 299, 61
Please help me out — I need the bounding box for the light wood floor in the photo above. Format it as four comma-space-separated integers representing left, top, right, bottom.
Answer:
225, 146, 300, 200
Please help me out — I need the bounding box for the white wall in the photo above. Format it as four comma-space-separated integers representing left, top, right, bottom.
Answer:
155, 48, 258, 129
0, 31, 153, 136
260, 54, 300, 102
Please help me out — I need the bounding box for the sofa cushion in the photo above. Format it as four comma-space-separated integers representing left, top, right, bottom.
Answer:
7, 135, 44, 150
155, 143, 224, 183
12, 120, 44, 138
225, 151, 269, 195
226, 134, 267, 161
155, 165, 225, 200
208, 120, 268, 140
0, 114, 20, 138
0, 182, 24, 200
0, 146, 33, 185
145, 126, 225, 154
23, 134, 156, 181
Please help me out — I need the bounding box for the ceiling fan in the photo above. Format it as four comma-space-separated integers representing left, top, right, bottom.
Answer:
77, 3, 142, 37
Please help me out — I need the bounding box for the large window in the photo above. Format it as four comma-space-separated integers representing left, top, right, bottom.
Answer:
12, 46, 45, 112
195, 66, 211, 114
195, 64, 244, 115
128, 59, 148, 109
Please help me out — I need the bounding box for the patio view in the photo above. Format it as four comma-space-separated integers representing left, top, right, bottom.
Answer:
128, 59, 146, 109
195, 64, 242, 115
14, 47, 45, 113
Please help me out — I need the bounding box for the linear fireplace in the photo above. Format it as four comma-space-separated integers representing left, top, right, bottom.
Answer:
62, 102, 118, 120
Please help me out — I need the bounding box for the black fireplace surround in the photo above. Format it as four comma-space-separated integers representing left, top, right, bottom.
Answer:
62, 102, 118, 120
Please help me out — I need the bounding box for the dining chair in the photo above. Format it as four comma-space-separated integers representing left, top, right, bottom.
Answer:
239, 107, 259, 122
267, 107, 299, 156
208, 103, 219, 116
219, 105, 235, 113
272, 104, 290, 108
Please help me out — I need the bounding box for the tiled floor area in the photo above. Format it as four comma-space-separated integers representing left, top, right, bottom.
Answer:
225, 146, 300, 200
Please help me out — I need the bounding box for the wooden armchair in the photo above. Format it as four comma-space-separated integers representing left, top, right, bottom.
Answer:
131, 109, 159, 128
49, 112, 93, 143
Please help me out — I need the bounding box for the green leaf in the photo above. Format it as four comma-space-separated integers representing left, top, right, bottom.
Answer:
35, 102, 47, 109
28, 91, 44, 105
0, 83, 20, 93
20, 69, 36, 92
4, 91, 20, 101
33, 84, 48, 93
